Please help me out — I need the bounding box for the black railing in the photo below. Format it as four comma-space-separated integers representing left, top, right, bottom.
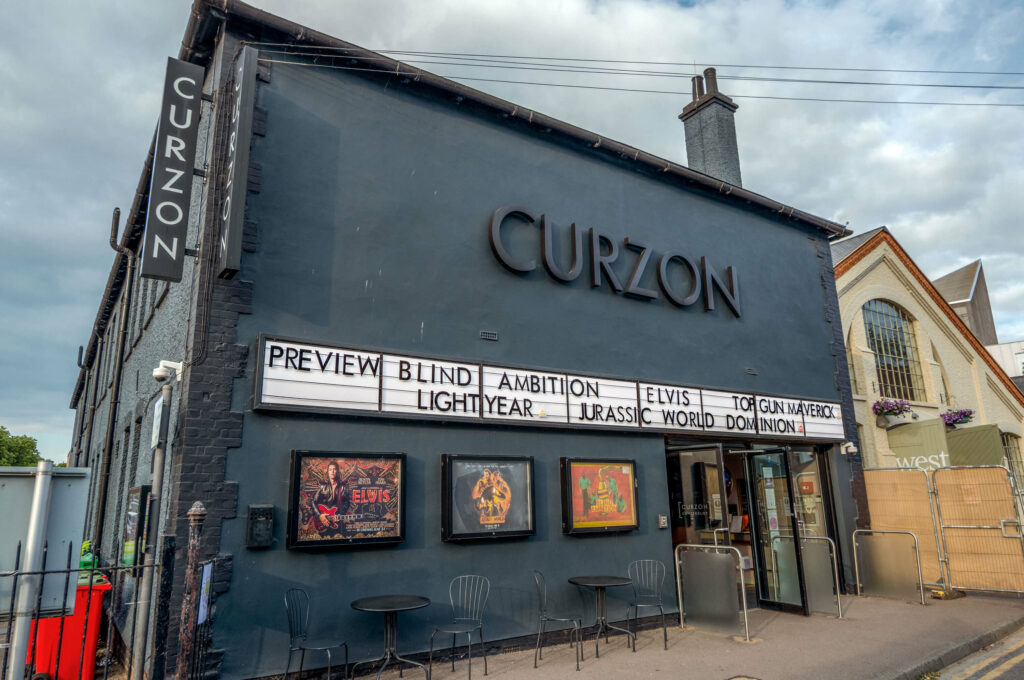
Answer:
1, 541, 164, 680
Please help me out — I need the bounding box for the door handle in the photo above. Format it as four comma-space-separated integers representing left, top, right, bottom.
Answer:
1000, 519, 1022, 539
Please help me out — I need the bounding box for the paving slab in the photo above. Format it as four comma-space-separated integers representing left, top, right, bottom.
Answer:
361, 594, 1024, 680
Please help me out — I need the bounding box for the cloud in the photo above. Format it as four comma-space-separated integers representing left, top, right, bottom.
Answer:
2, 0, 1023, 453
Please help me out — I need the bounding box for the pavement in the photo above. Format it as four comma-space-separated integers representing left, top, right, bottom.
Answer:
359, 593, 1024, 680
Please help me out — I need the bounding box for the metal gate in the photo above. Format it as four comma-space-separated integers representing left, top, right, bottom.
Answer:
932, 466, 1024, 593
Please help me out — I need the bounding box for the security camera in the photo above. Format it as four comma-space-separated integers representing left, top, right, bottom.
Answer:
841, 442, 859, 456
153, 360, 183, 383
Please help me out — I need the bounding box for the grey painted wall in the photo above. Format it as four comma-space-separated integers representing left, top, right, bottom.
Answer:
208, 58, 850, 678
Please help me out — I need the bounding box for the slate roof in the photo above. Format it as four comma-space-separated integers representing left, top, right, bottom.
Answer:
932, 260, 982, 303
829, 226, 888, 265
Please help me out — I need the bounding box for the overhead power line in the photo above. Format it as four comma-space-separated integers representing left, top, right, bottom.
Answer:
376, 49, 1024, 77
256, 47, 1024, 90
256, 56, 1024, 107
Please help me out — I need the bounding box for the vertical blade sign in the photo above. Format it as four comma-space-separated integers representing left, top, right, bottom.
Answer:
216, 46, 258, 279
141, 57, 206, 282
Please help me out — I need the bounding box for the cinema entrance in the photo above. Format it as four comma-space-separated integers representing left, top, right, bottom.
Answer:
667, 442, 842, 617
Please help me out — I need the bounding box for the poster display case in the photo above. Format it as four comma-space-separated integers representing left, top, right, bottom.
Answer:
559, 458, 638, 534
441, 455, 535, 541
287, 451, 405, 549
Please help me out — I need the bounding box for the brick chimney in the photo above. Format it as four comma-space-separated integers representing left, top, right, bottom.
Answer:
679, 67, 742, 187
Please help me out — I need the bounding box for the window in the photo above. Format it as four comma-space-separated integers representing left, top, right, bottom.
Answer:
862, 299, 925, 401
1003, 434, 1024, 489
932, 343, 954, 406
846, 330, 860, 394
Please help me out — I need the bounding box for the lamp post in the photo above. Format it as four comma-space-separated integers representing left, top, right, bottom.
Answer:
132, 361, 180, 680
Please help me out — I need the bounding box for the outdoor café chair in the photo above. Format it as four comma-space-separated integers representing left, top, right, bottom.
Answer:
533, 571, 582, 671
429, 574, 490, 679
626, 559, 668, 650
284, 588, 349, 680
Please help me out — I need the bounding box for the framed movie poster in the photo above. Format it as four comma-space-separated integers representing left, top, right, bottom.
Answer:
287, 451, 405, 549
441, 455, 535, 542
559, 458, 639, 534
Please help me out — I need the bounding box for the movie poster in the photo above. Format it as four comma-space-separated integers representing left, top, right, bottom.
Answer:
562, 459, 638, 533
443, 455, 534, 540
287, 452, 405, 548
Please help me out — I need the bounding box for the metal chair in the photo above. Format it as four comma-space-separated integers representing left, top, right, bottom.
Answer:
626, 560, 668, 650
533, 571, 582, 671
284, 588, 349, 680
429, 575, 490, 679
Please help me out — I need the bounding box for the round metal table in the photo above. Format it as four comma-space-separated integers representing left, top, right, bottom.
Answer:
351, 595, 431, 679
568, 576, 635, 657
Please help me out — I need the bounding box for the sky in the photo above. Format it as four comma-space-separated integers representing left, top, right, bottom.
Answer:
2, 0, 1023, 460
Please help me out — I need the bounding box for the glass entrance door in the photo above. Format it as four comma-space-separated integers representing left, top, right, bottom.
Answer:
747, 449, 808, 613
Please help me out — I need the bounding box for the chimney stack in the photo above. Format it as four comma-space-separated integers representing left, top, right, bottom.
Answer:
679, 67, 742, 187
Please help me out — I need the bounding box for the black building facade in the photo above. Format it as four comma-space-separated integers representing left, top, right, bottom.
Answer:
68, 2, 863, 678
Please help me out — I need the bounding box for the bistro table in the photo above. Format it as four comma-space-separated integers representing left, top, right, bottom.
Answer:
350, 595, 431, 679
568, 576, 635, 658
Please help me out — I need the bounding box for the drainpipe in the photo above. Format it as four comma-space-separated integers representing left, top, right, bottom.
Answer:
92, 207, 136, 554
81, 334, 104, 468
73, 346, 91, 467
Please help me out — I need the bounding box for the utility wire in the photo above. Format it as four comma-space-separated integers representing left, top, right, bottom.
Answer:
256, 56, 1024, 107
375, 49, 1024, 77
256, 47, 1024, 90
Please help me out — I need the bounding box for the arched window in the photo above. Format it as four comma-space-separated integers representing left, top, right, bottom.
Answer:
931, 342, 954, 406
846, 329, 860, 394
862, 299, 925, 401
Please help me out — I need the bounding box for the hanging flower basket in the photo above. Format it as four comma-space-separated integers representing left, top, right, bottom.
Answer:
873, 399, 913, 428
941, 408, 974, 429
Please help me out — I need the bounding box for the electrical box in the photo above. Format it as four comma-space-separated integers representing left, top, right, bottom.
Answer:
246, 504, 274, 549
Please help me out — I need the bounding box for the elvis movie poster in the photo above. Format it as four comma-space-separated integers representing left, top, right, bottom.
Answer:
441, 455, 535, 541
560, 458, 638, 534
287, 451, 405, 549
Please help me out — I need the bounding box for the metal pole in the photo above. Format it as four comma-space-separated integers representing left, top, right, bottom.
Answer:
175, 503, 207, 680
7, 460, 54, 680
132, 379, 172, 680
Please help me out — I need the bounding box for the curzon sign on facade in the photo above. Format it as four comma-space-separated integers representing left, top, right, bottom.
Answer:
140, 57, 205, 282
489, 205, 741, 316
254, 336, 845, 440
216, 46, 258, 279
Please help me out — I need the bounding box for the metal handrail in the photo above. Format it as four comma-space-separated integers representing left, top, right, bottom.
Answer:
770, 534, 844, 618
851, 529, 925, 605
673, 543, 749, 642
712, 527, 730, 547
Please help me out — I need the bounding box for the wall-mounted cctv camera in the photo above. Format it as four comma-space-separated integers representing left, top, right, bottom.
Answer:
153, 360, 183, 383
840, 442, 858, 456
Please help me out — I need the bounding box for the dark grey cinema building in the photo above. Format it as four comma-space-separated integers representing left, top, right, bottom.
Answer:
68, 2, 863, 678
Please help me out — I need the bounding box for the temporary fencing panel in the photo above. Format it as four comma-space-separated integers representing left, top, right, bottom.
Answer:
862, 468, 944, 586
932, 466, 1024, 593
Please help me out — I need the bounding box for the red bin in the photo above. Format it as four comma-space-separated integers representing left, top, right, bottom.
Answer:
27, 581, 112, 680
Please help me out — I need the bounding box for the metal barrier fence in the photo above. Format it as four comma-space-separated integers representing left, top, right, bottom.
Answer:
851, 529, 925, 605
0, 541, 165, 680
932, 466, 1024, 593
673, 543, 750, 642
862, 468, 945, 587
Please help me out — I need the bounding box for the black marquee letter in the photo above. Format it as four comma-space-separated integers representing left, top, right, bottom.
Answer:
542, 215, 584, 282
701, 256, 742, 317
589, 228, 623, 292
489, 205, 537, 273
657, 251, 701, 307
623, 238, 658, 300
